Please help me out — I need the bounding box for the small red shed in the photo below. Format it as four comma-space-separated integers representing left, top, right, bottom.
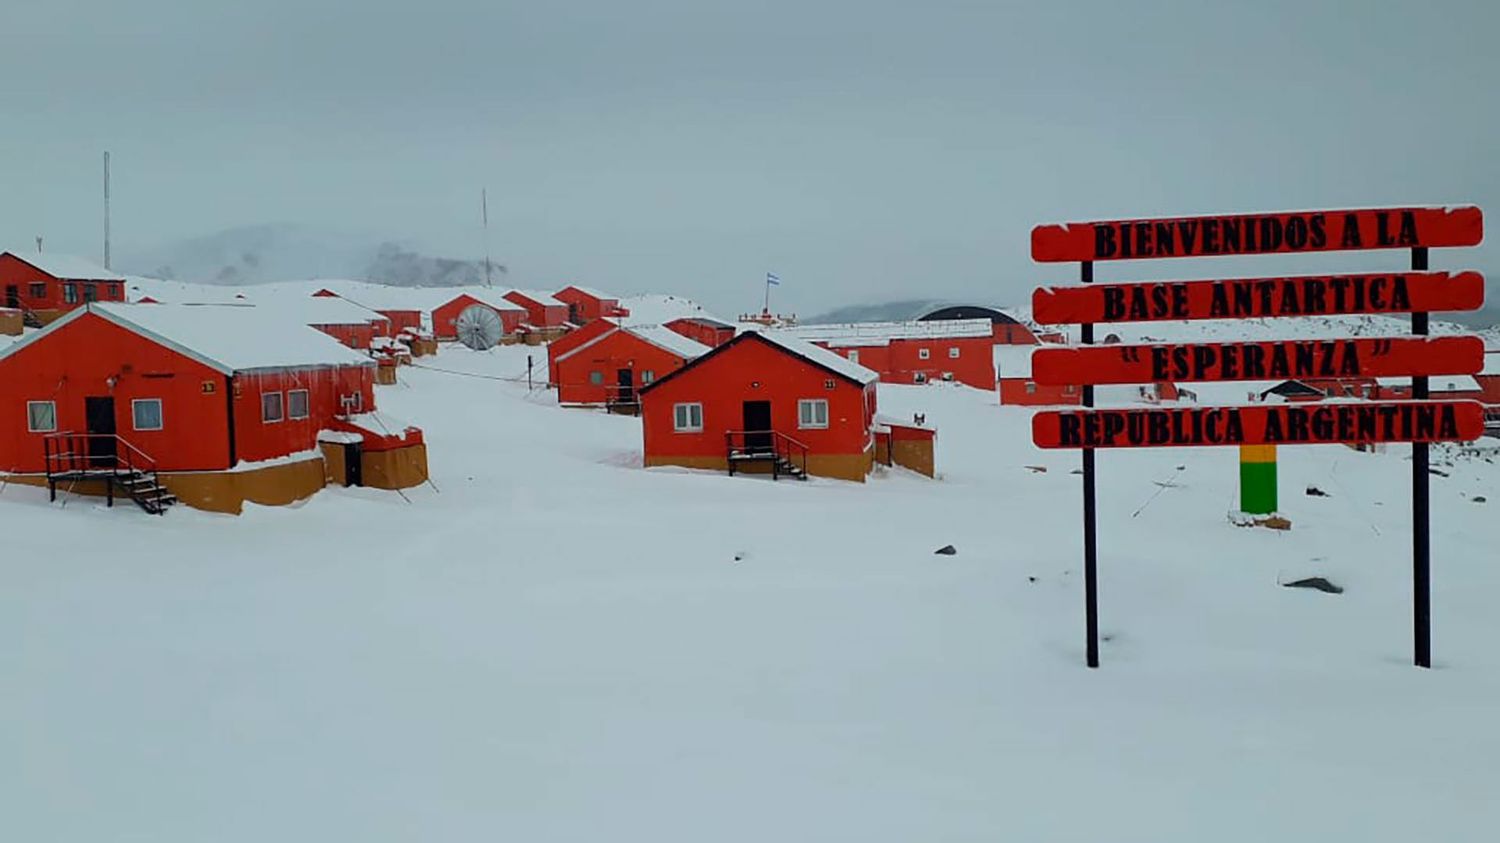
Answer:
554, 285, 630, 325
0, 250, 128, 324
665, 316, 737, 349
0, 303, 426, 513
639, 331, 881, 482
554, 324, 710, 407
432, 291, 527, 344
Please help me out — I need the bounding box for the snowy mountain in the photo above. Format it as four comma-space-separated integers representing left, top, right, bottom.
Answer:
119, 224, 500, 288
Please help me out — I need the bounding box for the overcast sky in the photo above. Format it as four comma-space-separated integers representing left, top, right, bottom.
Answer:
2, 1, 1496, 315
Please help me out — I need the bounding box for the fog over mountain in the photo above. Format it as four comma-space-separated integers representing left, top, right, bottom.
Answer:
120, 224, 502, 287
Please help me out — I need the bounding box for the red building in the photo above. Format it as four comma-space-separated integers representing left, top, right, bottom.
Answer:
0, 303, 425, 513
996, 345, 1082, 406
778, 319, 997, 389
554, 285, 630, 325
259, 296, 391, 350
503, 289, 571, 340
431, 292, 527, 343
664, 316, 737, 349
0, 250, 127, 324
313, 287, 421, 334
545, 318, 617, 384
554, 324, 710, 407
639, 331, 881, 482
1477, 351, 1500, 414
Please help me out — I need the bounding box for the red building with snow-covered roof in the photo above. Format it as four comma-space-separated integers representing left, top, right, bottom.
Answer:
777, 319, 997, 389
1, 250, 127, 325
431, 291, 527, 344
0, 303, 425, 514
546, 318, 617, 384
996, 345, 1082, 406
664, 316, 736, 348
504, 289, 570, 340
313, 287, 422, 335
554, 285, 630, 325
554, 324, 710, 408
639, 331, 882, 482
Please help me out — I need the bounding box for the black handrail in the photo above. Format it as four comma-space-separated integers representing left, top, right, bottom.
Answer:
43, 432, 167, 512
723, 429, 809, 479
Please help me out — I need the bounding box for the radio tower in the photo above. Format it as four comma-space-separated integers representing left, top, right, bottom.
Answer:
103, 151, 112, 269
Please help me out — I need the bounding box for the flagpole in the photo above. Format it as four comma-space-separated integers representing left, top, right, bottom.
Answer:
764, 275, 771, 314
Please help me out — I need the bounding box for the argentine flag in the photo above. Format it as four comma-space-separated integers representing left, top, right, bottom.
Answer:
766, 272, 780, 286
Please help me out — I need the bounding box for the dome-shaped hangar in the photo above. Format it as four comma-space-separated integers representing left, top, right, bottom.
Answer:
918, 304, 1038, 344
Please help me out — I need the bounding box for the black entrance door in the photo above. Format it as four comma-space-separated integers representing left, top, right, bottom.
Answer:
742, 400, 773, 453
343, 442, 363, 486
616, 368, 634, 403
84, 396, 117, 467
4, 285, 18, 309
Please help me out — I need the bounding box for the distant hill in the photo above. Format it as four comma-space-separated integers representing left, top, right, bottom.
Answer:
120, 223, 501, 288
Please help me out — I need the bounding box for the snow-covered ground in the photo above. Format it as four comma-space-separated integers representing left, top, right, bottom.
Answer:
3, 344, 1498, 841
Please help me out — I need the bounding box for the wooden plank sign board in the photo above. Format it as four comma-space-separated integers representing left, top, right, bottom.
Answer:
1031, 271, 1484, 325
1031, 206, 1483, 263
1032, 335, 1484, 386
1032, 400, 1486, 449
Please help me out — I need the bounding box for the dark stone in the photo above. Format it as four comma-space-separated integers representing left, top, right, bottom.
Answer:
1027, 576, 1037, 583
1305, 486, 1330, 497
1472, 496, 1487, 504
934, 545, 957, 556
1283, 576, 1343, 595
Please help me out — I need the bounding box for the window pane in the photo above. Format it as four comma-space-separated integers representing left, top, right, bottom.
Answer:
590, 371, 603, 385
288, 390, 310, 419
27, 401, 56, 432
133, 400, 162, 430
83, 284, 97, 302
262, 392, 284, 422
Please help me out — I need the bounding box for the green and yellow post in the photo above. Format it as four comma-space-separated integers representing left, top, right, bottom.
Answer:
1239, 444, 1278, 515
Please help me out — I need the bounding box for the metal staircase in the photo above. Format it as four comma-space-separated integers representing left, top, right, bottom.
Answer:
43, 433, 177, 515
725, 430, 809, 481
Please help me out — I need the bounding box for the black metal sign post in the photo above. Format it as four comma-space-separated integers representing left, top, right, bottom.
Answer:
1411, 246, 1431, 668
1080, 260, 1100, 668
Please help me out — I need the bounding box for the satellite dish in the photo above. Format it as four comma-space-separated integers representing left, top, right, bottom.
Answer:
456, 304, 504, 350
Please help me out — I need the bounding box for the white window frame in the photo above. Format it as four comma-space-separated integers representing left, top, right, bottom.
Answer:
918, 347, 931, 360
948, 347, 960, 359
131, 398, 164, 432
28, 282, 46, 300
62, 283, 78, 304
673, 402, 703, 432
287, 389, 310, 420
642, 370, 656, 384
798, 398, 829, 430
26, 400, 57, 433
848, 350, 860, 364
261, 391, 284, 423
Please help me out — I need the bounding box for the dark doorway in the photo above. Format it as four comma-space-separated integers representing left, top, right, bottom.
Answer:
343, 442, 363, 486
616, 368, 634, 403
84, 396, 117, 467
742, 400, 773, 453
3, 285, 18, 309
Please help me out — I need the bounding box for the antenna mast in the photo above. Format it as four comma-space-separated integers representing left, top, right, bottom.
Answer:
103, 151, 112, 269
481, 188, 492, 287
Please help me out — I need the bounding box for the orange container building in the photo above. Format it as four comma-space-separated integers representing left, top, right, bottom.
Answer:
554, 324, 710, 407
639, 331, 882, 481
664, 316, 737, 349
0, 250, 128, 324
545, 318, 617, 384
503, 289, 571, 340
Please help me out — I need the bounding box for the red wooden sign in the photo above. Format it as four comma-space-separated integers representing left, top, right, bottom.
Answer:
1032, 400, 1486, 449
1031, 206, 1483, 263
1032, 336, 1484, 386
1031, 271, 1484, 325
